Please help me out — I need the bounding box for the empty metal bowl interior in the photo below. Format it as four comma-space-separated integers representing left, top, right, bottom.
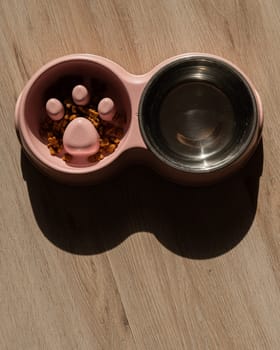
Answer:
139, 57, 257, 173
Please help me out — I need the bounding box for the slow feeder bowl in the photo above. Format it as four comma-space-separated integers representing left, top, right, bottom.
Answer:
15, 53, 263, 185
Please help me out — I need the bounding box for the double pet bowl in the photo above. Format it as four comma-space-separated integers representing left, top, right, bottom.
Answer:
15, 53, 263, 185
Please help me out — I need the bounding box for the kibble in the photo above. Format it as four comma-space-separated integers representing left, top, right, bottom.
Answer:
40, 95, 125, 163
62, 153, 72, 162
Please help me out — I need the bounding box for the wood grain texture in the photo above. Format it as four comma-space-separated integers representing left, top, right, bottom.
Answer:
1, 0, 280, 349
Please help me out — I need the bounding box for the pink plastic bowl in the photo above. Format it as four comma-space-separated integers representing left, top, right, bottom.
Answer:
15, 53, 263, 185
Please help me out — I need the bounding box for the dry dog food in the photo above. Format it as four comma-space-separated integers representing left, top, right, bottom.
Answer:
40, 97, 125, 163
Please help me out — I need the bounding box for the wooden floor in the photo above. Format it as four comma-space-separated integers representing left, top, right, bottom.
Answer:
1, 1, 280, 349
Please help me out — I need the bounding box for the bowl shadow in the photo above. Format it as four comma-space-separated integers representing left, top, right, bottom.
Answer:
21, 140, 263, 259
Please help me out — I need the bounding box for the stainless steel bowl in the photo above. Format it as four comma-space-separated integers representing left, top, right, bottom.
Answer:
139, 56, 259, 174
